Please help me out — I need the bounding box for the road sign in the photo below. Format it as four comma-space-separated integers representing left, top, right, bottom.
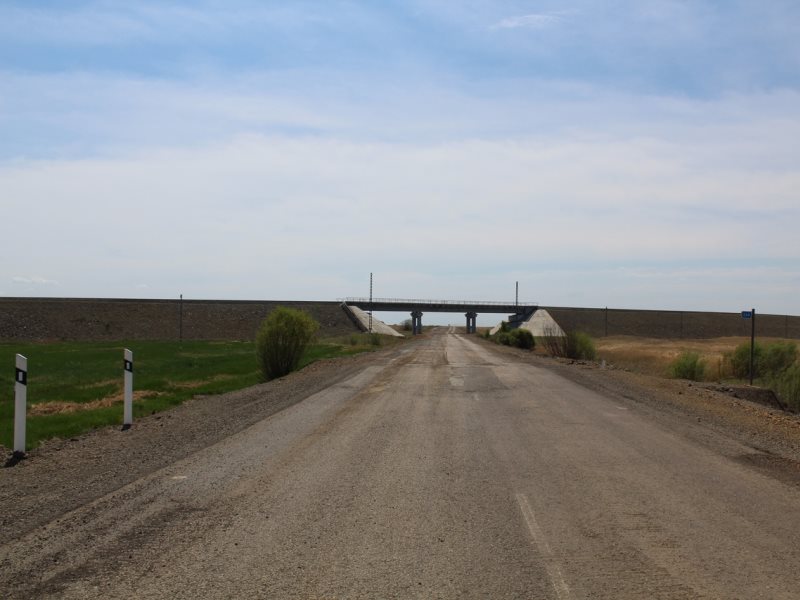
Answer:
741, 311, 753, 319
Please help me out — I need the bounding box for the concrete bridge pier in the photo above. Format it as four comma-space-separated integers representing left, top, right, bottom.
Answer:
465, 312, 478, 334
411, 311, 423, 335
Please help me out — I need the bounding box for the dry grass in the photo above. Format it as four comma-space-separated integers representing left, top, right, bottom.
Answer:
28, 375, 241, 416
29, 390, 164, 416
596, 336, 796, 382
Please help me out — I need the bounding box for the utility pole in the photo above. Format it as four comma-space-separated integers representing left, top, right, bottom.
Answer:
179, 294, 183, 342
369, 273, 373, 334
750, 307, 756, 385
515, 281, 519, 307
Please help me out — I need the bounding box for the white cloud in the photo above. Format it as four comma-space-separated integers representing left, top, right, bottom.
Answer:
491, 13, 564, 30
12, 276, 58, 286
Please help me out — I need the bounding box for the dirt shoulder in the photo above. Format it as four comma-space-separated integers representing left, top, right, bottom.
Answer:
473, 336, 800, 484
0, 342, 413, 544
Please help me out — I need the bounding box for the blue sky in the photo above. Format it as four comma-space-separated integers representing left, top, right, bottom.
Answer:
1, 1, 799, 324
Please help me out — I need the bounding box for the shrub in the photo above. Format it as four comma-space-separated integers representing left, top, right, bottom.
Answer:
564, 331, 597, 360
773, 364, 800, 411
401, 319, 412, 331
540, 332, 564, 357
509, 328, 535, 350
369, 332, 382, 346
256, 307, 319, 381
729, 342, 763, 379
490, 328, 534, 350
670, 351, 706, 381
728, 341, 797, 381
540, 330, 597, 360
495, 332, 512, 346
760, 341, 797, 379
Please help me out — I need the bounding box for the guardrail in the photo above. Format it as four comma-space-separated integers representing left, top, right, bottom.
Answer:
341, 297, 538, 307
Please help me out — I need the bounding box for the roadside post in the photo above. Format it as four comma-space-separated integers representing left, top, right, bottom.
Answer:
741, 308, 755, 385
123, 349, 133, 430
14, 354, 28, 456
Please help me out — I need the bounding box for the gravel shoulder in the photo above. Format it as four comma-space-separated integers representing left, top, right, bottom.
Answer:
0, 341, 415, 544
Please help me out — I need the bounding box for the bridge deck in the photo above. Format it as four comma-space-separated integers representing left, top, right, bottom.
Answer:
342, 298, 537, 314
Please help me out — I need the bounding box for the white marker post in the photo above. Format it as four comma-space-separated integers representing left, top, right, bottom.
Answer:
14, 354, 28, 455
123, 348, 133, 430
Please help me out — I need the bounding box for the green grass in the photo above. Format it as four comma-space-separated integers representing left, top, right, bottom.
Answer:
1, 336, 388, 451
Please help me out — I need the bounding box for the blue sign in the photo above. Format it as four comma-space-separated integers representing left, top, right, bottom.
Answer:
741, 311, 752, 319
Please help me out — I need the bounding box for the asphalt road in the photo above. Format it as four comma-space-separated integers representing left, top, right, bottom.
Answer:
3, 330, 800, 598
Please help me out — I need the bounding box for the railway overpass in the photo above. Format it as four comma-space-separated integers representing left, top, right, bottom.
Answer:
342, 298, 537, 334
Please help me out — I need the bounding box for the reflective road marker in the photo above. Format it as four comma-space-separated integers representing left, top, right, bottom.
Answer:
123, 348, 133, 430
14, 354, 28, 454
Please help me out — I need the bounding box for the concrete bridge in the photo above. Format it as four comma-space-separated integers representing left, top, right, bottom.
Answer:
342, 298, 537, 335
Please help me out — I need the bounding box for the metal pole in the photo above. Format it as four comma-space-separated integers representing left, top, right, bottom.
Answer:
369, 273, 373, 333
14, 354, 28, 455
749, 307, 756, 385
516, 281, 519, 307
179, 294, 183, 342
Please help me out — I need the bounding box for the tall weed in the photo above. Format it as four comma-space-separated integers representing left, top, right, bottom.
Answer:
670, 351, 706, 381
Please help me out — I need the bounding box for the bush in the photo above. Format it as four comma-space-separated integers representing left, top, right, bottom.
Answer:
540, 330, 596, 360
256, 307, 319, 381
401, 319, 412, 331
369, 332, 382, 346
729, 342, 763, 379
728, 341, 797, 381
670, 351, 706, 381
564, 331, 597, 360
490, 328, 535, 350
761, 341, 797, 379
509, 328, 535, 350
495, 332, 512, 346
773, 364, 800, 411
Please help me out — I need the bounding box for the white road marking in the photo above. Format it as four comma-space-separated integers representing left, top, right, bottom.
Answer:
170, 475, 188, 480
515, 493, 572, 600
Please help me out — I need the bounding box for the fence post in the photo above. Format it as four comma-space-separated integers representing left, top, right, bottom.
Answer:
123, 349, 133, 430
14, 354, 28, 455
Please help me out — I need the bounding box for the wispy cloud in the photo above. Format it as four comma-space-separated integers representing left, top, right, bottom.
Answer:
491, 12, 564, 31
12, 276, 58, 286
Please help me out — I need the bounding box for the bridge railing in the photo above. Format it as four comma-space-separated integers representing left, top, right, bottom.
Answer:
340, 297, 538, 308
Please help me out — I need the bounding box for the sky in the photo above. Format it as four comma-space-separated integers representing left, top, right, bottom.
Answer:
1, 0, 799, 325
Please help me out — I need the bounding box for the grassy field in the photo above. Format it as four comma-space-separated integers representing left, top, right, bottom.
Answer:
1, 333, 399, 451
594, 335, 795, 382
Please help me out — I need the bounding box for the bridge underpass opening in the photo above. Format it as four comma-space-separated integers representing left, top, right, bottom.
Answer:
344, 298, 537, 336
370, 311, 486, 334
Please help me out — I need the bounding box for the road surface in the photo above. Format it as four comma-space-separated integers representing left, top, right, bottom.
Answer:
2, 329, 799, 598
